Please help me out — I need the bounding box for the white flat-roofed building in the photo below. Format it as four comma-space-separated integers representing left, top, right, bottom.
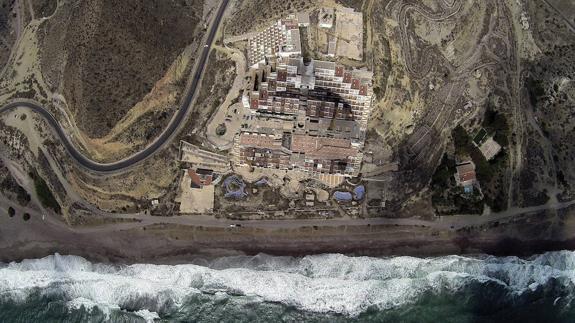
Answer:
247, 17, 302, 68
297, 12, 310, 27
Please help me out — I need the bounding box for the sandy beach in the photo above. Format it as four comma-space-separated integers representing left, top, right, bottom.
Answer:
2, 196, 575, 264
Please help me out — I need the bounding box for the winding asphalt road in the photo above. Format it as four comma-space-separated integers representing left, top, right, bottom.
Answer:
0, 0, 229, 173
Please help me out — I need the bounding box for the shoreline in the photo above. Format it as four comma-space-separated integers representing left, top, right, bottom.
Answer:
0, 205, 575, 264
3, 229, 575, 266
2, 203, 575, 265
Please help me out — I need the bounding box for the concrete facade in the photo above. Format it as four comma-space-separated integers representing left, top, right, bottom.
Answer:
247, 16, 302, 67
235, 57, 373, 176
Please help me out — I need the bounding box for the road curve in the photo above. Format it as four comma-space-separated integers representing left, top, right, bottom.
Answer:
0, 0, 229, 173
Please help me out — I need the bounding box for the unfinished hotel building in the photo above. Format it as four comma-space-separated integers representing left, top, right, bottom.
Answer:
234, 14, 373, 177
247, 16, 302, 67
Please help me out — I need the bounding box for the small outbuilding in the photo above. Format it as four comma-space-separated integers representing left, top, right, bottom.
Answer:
455, 161, 477, 193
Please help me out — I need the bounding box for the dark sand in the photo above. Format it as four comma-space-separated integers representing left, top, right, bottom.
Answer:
1, 203, 575, 264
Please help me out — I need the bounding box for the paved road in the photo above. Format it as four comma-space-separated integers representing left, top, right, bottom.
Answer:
0, 0, 229, 173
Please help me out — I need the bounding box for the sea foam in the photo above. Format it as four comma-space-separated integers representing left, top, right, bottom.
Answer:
1, 251, 575, 317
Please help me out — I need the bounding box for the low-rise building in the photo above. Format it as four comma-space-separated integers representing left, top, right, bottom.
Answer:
178, 168, 216, 214
247, 17, 302, 67
455, 161, 477, 193
189, 168, 215, 189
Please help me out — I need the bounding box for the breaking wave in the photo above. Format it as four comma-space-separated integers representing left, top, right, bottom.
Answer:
1, 252, 575, 322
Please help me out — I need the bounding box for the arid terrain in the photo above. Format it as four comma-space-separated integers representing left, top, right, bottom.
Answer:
39, 0, 205, 137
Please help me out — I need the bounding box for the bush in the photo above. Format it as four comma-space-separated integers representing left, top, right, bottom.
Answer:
32, 173, 61, 213
526, 77, 546, 106
453, 125, 471, 156
15, 185, 31, 206
8, 207, 15, 217
23, 213, 30, 221
431, 154, 455, 189
1, 176, 31, 206
482, 105, 509, 147
216, 123, 227, 136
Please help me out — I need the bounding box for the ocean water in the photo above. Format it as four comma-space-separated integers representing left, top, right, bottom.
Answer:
1, 252, 575, 323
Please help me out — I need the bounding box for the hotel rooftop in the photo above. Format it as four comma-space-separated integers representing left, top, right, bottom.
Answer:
247, 16, 304, 67
236, 14, 373, 177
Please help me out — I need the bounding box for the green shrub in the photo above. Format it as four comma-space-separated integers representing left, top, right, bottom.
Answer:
431, 154, 455, 188
216, 123, 227, 136
32, 173, 61, 213
526, 77, 546, 106
482, 106, 509, 147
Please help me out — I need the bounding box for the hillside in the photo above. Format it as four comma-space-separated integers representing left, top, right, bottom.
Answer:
38, 0, 205, 138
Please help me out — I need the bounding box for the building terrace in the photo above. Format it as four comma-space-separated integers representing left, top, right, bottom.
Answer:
243, 58, 373, 130
234, 57, 372, 177
236, 14, 373, 178
247, 16, 302, 67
